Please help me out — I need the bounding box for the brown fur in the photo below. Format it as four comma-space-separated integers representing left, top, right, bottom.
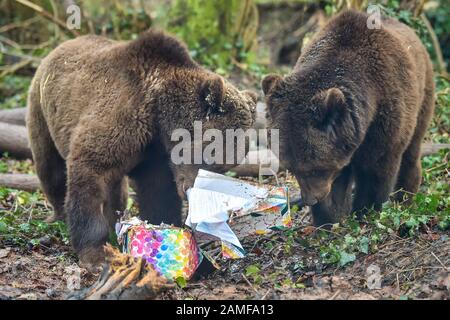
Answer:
26, 30, 256, 265
262, 10, 435, 226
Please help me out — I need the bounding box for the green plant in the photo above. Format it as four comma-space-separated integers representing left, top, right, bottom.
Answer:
430, 76, 450, 143
245, 264, 263, 284
0, 187, 69, 248
166, 0, 258, 74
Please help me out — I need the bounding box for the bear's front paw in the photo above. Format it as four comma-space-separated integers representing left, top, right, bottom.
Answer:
45, 212, 65, 223
78, 247, 106, 273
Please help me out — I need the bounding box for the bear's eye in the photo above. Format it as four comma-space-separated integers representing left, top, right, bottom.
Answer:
307, 169, 330, 178
310, 170, 321, 177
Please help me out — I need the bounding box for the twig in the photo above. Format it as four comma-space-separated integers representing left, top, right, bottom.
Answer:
260, 289, 271, 300
241, 272, 259, 295
0, 16, 41, 33
328, 289, 341, 300
0, 35, 22, 50
396, 273, 400, 291
420, 13, 447, 76
0, 49, 42, 63
430, 251, 449, 272
14, 0, 81, 37
0, 59, 33, 78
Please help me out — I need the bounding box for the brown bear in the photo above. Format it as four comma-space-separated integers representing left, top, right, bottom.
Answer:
26, 30, 257, 265
262, 10, 435, 226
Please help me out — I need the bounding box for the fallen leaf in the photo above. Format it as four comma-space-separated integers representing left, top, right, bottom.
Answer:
0, 248, 11, 259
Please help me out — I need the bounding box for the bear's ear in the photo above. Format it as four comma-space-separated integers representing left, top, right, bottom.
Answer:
325, 87, 346, 108
262, 74, 282, 95
316, 87, 346, 129
200, 76, 225, 113
243, 90, 258, 104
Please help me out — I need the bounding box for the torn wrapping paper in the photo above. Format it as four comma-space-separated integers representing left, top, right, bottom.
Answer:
186, 169, 291, 259
115, 169, 292, 280
116, 217, 202, 281
229, 186, 292, 237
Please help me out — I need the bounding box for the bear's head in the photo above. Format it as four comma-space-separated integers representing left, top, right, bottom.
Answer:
156, 70, 257, 197
262, 74, 363, 205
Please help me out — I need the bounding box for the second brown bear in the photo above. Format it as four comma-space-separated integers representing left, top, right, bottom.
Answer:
263, 10, 435, 226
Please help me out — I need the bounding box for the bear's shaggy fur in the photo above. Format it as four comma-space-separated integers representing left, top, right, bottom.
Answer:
27, 30, 257, 264
262, 10, 435, 226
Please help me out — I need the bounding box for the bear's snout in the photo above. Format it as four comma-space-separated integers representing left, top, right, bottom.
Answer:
297, 176, 332, 206
301, 188, 329, 206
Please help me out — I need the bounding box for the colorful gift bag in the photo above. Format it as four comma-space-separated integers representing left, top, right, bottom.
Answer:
116, 219, 202, 281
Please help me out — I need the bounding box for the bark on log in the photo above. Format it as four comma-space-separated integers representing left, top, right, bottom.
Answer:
0, 107, 27, 126
421, 143, 450, 156
0, 173, 40, 192
0, 122, 31, 159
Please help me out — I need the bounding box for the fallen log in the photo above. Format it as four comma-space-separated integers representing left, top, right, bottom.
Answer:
0, 122, 31, 159
0, 107, 27, 126
0, 173, 40, 192
421, 143, 450, 156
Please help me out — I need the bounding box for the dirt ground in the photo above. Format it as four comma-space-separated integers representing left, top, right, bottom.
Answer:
0, 216, 448, 300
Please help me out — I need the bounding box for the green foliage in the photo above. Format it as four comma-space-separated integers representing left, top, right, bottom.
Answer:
175, 276, 187, 288
0, 188, 69, 248
430, 76, 450, 143
0, 154, 34, 174
323, 0, 449, 72
245, 264, 263, 284
297, 148, 449, 269
424, 1, 450, 68
80, 0, 152, 40
377, 0, 449, 72
166, 0, 257, 74
380, 1, 431, 46
0, 75, 31, 110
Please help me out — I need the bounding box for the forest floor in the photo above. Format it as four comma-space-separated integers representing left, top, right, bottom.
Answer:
0, 163, 449, 300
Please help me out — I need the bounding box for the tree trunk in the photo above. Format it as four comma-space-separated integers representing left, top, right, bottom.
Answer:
0, 122, 31, 159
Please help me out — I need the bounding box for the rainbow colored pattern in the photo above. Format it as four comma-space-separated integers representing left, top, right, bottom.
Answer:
123, 225, 202, 281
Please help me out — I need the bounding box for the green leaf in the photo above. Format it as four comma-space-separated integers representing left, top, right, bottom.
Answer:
339, 251, 356, 267
358, 237, 369, 254
245, 264, 260, 277
0, 221, 8, 233
175, 277, 187, 288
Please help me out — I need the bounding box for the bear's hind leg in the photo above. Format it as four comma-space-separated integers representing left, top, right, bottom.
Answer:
128, 143, 182, 226
353, 153, 402, 217
395, 84, 434, 202
27, 100, 67, 222
393, 138, 422, 202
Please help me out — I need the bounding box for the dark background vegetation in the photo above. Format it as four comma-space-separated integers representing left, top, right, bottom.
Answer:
0, 0, 448, 300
